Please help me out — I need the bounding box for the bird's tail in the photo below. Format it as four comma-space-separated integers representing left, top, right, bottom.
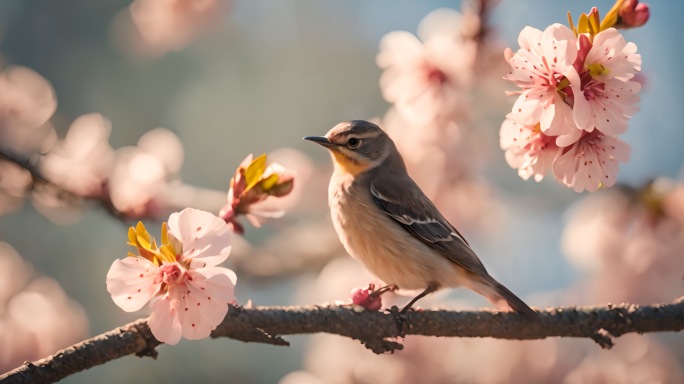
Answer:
476, 275, 543, 322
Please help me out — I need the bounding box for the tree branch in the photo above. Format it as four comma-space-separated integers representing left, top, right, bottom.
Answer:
3, 299, 684, 384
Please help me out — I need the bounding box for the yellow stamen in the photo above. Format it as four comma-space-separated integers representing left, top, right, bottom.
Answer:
588, 63, 610, 78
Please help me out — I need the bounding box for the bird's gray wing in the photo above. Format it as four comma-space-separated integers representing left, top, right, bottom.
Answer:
370, 180, 488, 276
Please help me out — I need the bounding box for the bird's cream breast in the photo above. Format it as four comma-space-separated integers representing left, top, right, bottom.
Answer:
328, 171, 460, 290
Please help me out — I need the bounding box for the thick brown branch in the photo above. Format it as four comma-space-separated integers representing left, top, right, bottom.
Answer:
3, 300, 684, 384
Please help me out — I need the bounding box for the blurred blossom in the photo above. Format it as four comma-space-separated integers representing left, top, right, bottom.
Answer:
0, 160, 31, 215
31, 187, 86, 225
137, 128, 185, 174
0, 242, 88, 372
40, 113, 115, 198
108, 147, 168, 218
563, 335, 682, 384
230, 218, 343, 278
562, 178, 684, 304
107, 208, 235, 345
502, 7, 642, 191
0, 66, 58, 155
377, 8, 476, 125
113, 0, 228, 58
219, 154, 295, 234
108, 128, 184, 218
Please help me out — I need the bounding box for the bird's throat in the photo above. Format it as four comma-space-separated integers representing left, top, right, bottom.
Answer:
331, 151, 370, 176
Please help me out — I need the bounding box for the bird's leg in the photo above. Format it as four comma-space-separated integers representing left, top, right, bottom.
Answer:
369, 284, 398, 300
399, 283, 438, 314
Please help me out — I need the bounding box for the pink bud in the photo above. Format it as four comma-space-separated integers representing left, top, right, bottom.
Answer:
350, 284, 382, 311
574, 34, 592, 74
231, 170, 247, 198
618, 0, 650, 28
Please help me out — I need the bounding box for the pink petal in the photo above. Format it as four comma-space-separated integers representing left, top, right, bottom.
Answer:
149, 294, 182, 345
176, 268, 235, 340
106, 257, 161, 312
167, 208, 232, 268
516, 26, 542, 51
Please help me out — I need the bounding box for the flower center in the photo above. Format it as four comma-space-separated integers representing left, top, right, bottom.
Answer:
587, 63, 609, 78
159, 263, 187, 285
427, 67, 447, 84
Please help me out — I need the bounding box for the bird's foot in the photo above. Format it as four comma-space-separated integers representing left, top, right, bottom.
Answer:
369, 284, 398, 301
386, 305, 413, 337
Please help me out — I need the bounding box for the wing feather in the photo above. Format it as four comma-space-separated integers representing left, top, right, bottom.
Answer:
370, 181, 488, 276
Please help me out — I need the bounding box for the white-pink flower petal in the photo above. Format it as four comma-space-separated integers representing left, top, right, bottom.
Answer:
149, 294, 183, 345
106, 257, 161, 312
167, 208, 232, 268
553, 134, 631, 192
500, 117, 560, 182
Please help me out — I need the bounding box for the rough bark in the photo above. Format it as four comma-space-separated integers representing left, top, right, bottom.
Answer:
3, 299, 684, 384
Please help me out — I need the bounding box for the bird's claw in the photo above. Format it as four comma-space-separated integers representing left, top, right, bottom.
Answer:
386, 305, 412, 337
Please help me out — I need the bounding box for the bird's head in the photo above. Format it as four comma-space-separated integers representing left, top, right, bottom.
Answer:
304, 120, 400, 176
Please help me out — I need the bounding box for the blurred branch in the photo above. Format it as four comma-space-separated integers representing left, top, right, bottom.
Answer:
3, 299, 684, 383
0, 149, 124, 219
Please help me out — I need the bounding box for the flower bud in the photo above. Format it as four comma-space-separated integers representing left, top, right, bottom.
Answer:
350, 284, 383, 311
617, 0, 650, 29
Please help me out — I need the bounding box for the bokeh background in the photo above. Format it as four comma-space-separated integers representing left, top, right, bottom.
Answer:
1, 0, 683, 382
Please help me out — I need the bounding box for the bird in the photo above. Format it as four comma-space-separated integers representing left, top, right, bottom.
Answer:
304, 120, 541, 321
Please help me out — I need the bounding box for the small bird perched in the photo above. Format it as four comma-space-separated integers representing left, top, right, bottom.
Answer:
305, 120, 540, 320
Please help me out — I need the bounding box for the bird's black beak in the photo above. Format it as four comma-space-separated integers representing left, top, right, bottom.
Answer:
304, 136, 336, 149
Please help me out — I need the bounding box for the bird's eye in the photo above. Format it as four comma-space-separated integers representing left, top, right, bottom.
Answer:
347, 138, 361, 149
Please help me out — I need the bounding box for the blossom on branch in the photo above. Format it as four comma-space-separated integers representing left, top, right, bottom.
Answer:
219, 154, 294, 234
501, 3, 643, 192
106, 208, 236, 345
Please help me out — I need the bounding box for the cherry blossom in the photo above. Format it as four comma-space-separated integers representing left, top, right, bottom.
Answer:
0, 242, 88, 372
106, 208, 236, 345
376, 8, 476, 125
115, 0, 227, 58
552, 132, 630, 192
40, 114, 115, 198
499, 116, 560, 182
504, 23, 583, 146
0, 66, 58, 155
573, 28, 642, 136
107, 128, 184, 218
502, 8, 642, 191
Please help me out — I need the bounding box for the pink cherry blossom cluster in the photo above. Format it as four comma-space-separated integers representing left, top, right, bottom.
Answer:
500, 5, 646, 192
